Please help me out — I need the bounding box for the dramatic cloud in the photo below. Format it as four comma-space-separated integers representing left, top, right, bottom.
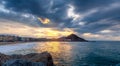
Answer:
0, 0, 120, 40
82, 32, 120, 41
100, 30, 114, 33
0, 19, 75, 38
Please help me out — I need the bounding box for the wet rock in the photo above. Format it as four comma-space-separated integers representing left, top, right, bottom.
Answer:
0, 53, 11, 66
0, 52, 54, 66
2, 59, 45, 66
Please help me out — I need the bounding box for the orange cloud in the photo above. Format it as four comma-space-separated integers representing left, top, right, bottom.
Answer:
38, 17, 50, 24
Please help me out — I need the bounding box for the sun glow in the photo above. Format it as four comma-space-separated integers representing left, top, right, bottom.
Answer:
0, 21, 75, 38
36, 28, 74, 38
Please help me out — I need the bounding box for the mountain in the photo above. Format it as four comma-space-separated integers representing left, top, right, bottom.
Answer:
59, 34, 87, 42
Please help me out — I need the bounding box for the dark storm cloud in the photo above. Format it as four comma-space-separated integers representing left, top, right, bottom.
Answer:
70, 0, 115, 13
66, 0, 120, 32
0, 0, 72, 27
4, 0, 48, 16
82, 6, 120, 23
3, 0, 69, 20
0, 0, 120, 34
76, 0, 120, 33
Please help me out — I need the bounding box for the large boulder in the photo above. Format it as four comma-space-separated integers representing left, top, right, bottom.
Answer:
0, 52, 54, 66
0, 53, 11, 66
2, 59, 45, 66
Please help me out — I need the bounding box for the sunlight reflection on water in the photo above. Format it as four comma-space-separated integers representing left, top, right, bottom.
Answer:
34, 42, 72, 66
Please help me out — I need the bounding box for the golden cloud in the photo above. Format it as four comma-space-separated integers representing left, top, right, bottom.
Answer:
38, 17, 50, 24
0, 21, 74, 38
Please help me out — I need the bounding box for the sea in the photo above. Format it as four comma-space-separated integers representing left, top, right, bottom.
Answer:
0, 41, 120, 66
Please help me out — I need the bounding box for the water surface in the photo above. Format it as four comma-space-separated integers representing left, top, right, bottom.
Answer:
0, 41, 120, 66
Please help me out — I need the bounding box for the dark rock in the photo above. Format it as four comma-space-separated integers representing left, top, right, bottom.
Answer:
0, 52, 54, 66
0, 53, 11, 66
2, 59, 45, 66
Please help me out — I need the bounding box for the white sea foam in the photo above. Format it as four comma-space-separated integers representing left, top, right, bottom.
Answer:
0, 42, 36, 54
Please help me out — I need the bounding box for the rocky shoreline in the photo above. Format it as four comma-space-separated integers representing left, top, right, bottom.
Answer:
0, 52, 54, 66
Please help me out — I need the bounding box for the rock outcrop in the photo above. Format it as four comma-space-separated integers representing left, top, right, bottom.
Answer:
0, 53, 11, 66
0, 52, 54, 66
2, 59, 45, 66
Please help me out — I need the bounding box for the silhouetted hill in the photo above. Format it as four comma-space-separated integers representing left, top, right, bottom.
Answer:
59, 34, 87, 42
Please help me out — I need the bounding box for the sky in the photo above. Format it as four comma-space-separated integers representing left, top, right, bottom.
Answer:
0, 0, 120, 40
